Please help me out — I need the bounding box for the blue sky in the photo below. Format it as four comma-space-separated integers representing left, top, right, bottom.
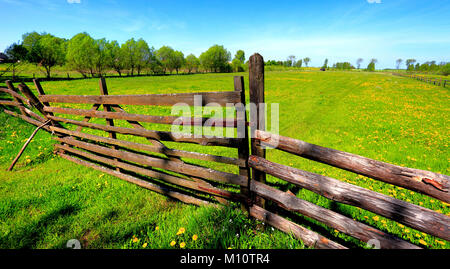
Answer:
1, 0, 449, 68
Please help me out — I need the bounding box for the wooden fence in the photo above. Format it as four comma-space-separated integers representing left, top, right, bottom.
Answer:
392, 72, 448, 87
1, 53, 449, 249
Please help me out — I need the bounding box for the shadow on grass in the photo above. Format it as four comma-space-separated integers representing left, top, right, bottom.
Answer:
0, 204, 80, 249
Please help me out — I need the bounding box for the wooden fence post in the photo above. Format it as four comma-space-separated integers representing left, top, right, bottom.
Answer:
234, 76, 251, 210
5, 80, 26, 116
99, 77, 120, 172
249, 53, 266, 207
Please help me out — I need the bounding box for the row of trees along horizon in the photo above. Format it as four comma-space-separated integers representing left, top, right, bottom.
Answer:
2, 31, 450, 79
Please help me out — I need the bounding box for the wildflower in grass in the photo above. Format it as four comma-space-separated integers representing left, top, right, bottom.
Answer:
192, 234, 198, 241
133, 237, 138, 243
180, 242, 186, 248
177, 227, 186, 235
419, 239, 427, 246
404, 229, 410, 233
398, 223, 405, 228
170, 241, 176, 247
372, 216, 379, 221
142, 243, 148, 248
435, 240, 445, 246
155, 226, 159, 231
430, 200, 435, 203
415, 233, 421, 238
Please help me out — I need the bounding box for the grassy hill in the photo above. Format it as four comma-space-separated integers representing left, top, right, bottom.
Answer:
0, 70, 448, 249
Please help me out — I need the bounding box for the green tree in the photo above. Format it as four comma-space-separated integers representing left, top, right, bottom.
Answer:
287, 55, 296, 67
322, 58, 328, 69
135, 39, 152, 76
406, 59, 416, 71
28, 34, 66, 78
199, 45, 231, 73
66, 33, 96, 78
231, 50, 246, 72
235, 50, 245, 63
4, 42, 27, 79
121, 38, 139, 76
156, 46, 175, 74
366, 62, 375, 72
396, 59, 403, 70
303, 57, 311, 67
92, 38, 110, 77
295, 59, 303, 68
185, 54, 200, 74
356, 58, 363, 69
106, 40, 125, 77
171, 50, 185, 74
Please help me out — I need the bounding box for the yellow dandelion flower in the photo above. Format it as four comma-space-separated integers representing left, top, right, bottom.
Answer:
430, 200, 435, 203
180, 242, 186, 248
404, 229, 410, 233
398, 223, 405, 228
177, 227, 186, 235
435, 240, 445, 246
192, 234, 198, 241
415, 233, 421, 238
170, 241, 176, 247
419, 239, 427, 246
133, 237, 139, 243
155, 226, 159, 231
142, 243, 148, 248
228, 247, 232, 249
372, 216, 379, 221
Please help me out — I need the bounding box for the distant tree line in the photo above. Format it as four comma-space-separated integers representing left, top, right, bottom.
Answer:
265, 56, 310, 68
396, 58, 450, 75
2, 32, 248, 79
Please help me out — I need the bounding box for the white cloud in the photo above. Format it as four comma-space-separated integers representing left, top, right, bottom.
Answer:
367, 0, 382, 3
67, 0, 81, 4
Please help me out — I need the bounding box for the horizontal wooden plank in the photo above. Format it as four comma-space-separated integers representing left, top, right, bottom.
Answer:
49, 126, 245, 167
57, 152, 214, 207
44, 106, 239, 127
39, 91, 242, 106
251, 181, 420, 249
0, 100, 19, 107
54, 136, 248, 187
248, 155, 450, 241
47, 115, 241, 148
55, 143, 243, 202
3, 109, 50, 131
255, 130, 450, 203
0, 87, 31, 105
249, 205, 347, 249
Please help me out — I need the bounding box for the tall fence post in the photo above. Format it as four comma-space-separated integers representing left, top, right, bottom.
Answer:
249, 53, 266, 207
99, 77, 120, 172
234, 76, 251, 211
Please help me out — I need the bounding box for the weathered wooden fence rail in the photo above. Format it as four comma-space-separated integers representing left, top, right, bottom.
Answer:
392, 72, 448, 87
1, 54, 449, 249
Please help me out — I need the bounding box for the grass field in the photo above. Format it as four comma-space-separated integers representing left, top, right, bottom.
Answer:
0, 70, 448, 249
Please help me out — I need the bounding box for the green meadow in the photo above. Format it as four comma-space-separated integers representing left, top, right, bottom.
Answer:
0, 70, 448, 249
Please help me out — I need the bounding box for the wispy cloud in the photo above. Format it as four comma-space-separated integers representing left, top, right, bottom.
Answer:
367, 0, 382, 3
67, 0, 81, 3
